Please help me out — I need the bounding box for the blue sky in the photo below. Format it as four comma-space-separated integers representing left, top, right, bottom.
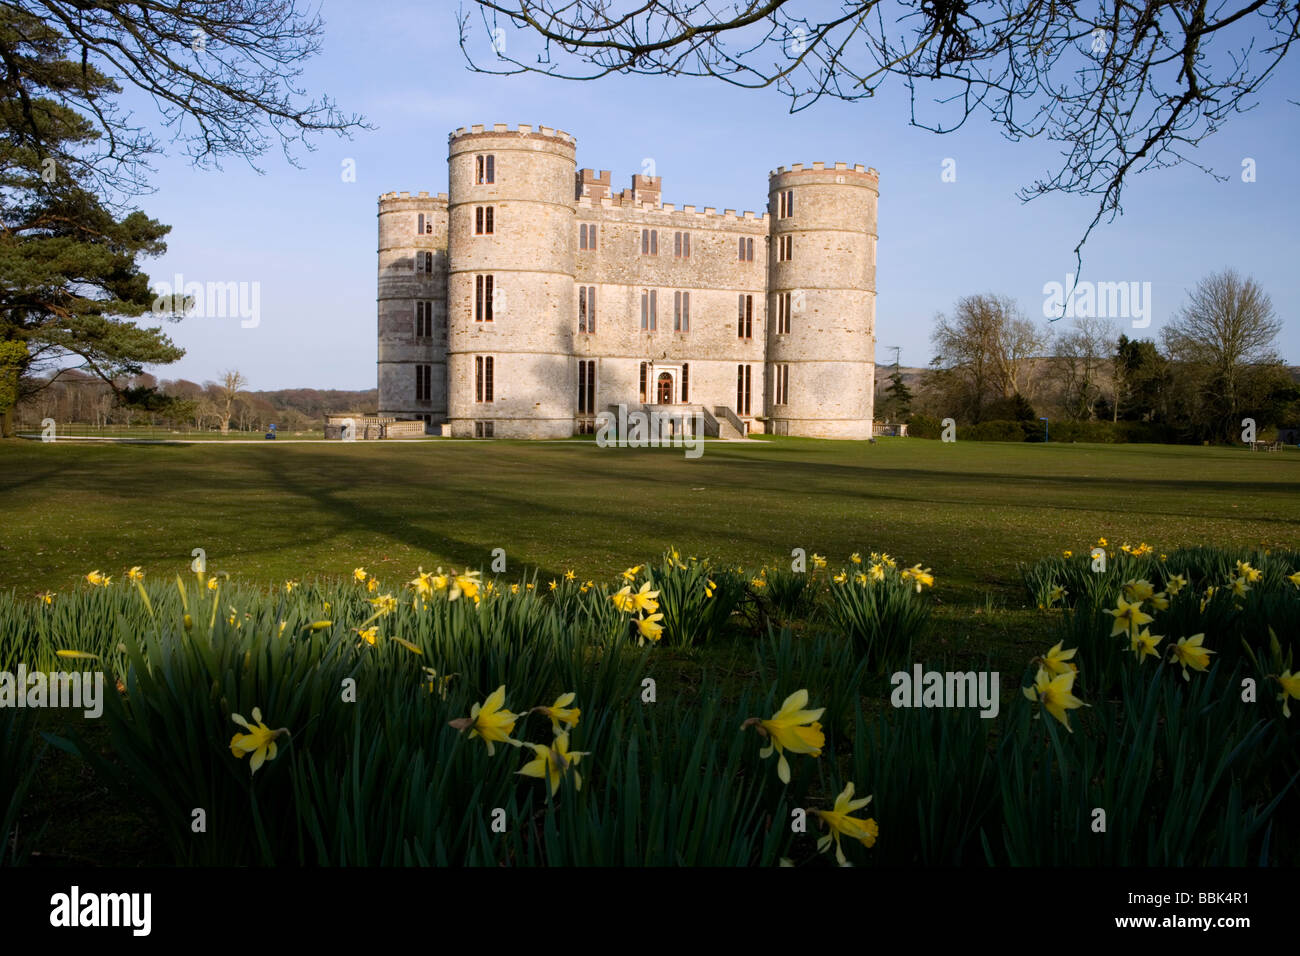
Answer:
128, 1, 1300, 390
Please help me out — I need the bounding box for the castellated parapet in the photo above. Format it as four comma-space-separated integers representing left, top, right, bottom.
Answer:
377, 126, 878, 439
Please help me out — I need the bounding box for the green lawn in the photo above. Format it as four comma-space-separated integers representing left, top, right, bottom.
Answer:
2, 436, 1294, 602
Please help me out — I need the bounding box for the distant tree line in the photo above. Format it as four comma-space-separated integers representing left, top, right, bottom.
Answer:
12, 369, 377, 434
896, 270, 1298, 444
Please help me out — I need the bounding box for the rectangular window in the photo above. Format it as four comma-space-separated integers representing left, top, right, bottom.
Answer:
778, 189, 794, 218
416, 251, 433, 273
475, 206, 495, 235
475, 356, 494, 403
777, 292, 791, 334
417, 213, 425, 235
641, 290, 657, 331
739, 236, 754, 261
416, 300, 434, 338
579, 224, 588, 250
673, 291, 690, 332
641, 228, 658, 255
681, 363, 689, 403
674, 231, 691, 258
737, 294, 753, 338
577, 359, 596, 415
474, 420, 495, 438
415, 364, 431, 402
578, 286, 597, 333
476, 155, 495, 185
475, 275, 494, 322
639, 362, 648, 403
736, 364, 752, 416
778, 235, 793, 262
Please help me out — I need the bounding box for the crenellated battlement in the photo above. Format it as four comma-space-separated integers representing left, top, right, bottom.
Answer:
379, 191, 449, 203
450, 123, 577, 146
575, 193, 768, 224
770, 162, 878, 179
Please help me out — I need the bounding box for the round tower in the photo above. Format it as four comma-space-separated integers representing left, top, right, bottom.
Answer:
377, 191, 449, 426
765, 162, 878, 439
446, 124, 577, 438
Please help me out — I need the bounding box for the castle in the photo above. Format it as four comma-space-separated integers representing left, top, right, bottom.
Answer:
377, 124, 878, 439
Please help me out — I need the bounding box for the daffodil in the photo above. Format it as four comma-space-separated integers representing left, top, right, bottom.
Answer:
1104, 596, 1153, 637
1229, 576, 1250, 599
367, 577, 379, 592
812, 782, 878, 866
532, 692, 580, 734
38, 591, 54, 606
449, 685, 520, 755
564, 569, 576, 581
510, 583, 520, 595
1121, 579, 1155, 603
704, 579, 716, 598
868, 563, 885, 582
85, 570, 110, 587
1149, 591, 1169, 611
1035, 641, 1077, 676
127, 566, 144, 583
206, 576, 219, 592
610, 585, 637, 613
850, 552, 862, 564
229, 707, 288, 775
517, 733, 589, 794
833, 571, 848, 584
1097, 537, 1108, 547
353, 567, 368, 583
1286, 571, 1300, 590
811, 553, 827, 569
631, 580, 659, 614
1130, 627, 1162, 663
1166, 574, 1188, 595
1046, 585, 1066, 607
1235, 560, 1263, 584
1168, 634, 1213, 681
750, 577, 766, 589
422, 667, 456, 698
742, 689, 825, 784
621, 565, 643, 582
1022, 668, 1088, 732
369, 593, 397, 616
284, 580, 298, 593
357, 626, 379, 646
634, 612, 664, 644
1273, 670, 1300, 718
900, 565, 934, 592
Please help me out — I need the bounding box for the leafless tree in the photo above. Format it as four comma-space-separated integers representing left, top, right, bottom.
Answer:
1054, 317, 1118, 420
213, 369, 248, 434
461, 1, 1299, 260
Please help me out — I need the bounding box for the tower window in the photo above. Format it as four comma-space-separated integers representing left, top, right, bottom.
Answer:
778, 189, 794, 218
577, 359, 596, 415
640, 290, 657, 331
736, 364, 752, 416
475, 206, 495, 235
416, 300, 434, 338
673, 291, 690, 332
578, 286, 596, 333
416, 251, 434, 273
415, 364, 431, 402
475, 275, 494, 322
738, 236, 754, 261
777, 292, 791, 334
775, 364, 790, 405
476, 155, 495, 185
641, 229, 658, 255
475, 355, 494, 403
778, 235, 793, 262
738, 294, 753, 339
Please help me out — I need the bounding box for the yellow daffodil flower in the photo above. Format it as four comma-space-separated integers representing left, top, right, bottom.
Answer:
1285, 571, 1300, 589
517, 733, 588, 794
1121, 579, 1154, 603
621, 565, 643, 582
1273, 670, 1300, 718
284, 580, 298, 593
833, 572, 847, 584
1235, 560, 1263, 584
548, 579, 558, 591
811, 554, 827, 569
1229, 576, 1250, 599
369, 593, 397, 616
564, 569, 576, 581
533, 692, 580, 734
38, 591, 55, 606
85, 570, 110, 587
1063, 550, 1073, 558
353, 567, 367, 583
1046, 585, 1067, 607
812, 782, 878, 866
449, 685, 520, 755
634, 612, 664, 644
742, 689, 825, 784
1130, 627, 1162, 663
704, 579, 716, 598
900, 565, 934, 592
358, 626, 379, 646
1035, 641, 1078, 676
850, 552, 862, 564
631, 581, 659, 614
868, 563, 885, 582
127, 566, 144, 583
1104, 597, 1153, 637
1168, 634, 1213, 680
230, 707, 287, 775
1022, 667, 1088, 732
610, 585, 637, 613
1165, 574, 1187, 596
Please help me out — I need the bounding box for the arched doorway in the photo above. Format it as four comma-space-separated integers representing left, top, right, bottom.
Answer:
656, 372, 673, 405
